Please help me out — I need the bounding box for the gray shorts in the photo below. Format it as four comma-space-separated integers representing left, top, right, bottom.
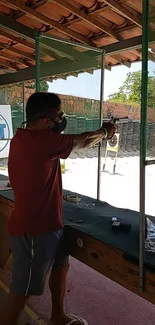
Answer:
9, 229, 69, 296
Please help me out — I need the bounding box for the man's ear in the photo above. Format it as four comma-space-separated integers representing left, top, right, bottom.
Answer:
46, 117, 55, 129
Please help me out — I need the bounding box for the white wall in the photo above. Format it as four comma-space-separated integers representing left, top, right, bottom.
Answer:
0, 105, 13, 158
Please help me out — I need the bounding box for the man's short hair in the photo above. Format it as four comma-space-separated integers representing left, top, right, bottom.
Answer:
26, 92, 61, 121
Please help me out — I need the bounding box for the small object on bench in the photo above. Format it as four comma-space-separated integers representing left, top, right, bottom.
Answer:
112, 216, 118, 222
112, 221, 131, 233
63, 194, 81, 203
77, 220, 83, 224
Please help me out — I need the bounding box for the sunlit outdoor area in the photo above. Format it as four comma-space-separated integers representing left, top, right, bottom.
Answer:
1, 1, 155, 325
61, 67, 142, 213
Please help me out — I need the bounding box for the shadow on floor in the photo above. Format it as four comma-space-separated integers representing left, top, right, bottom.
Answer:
0, 286, 42, 325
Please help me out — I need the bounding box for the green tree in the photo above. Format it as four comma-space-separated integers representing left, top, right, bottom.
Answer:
108, 70, 155, 108
29, 80, 49, 92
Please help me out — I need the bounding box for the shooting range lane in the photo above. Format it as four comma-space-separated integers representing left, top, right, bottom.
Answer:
1, 174, 155, 304
0, 173, 153, 267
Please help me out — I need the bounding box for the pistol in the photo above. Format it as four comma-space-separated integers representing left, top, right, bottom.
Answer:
103, 116, 129, 124
110, 116, 129, 124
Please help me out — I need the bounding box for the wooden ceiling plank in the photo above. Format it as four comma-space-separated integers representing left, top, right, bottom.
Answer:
103, 0, 142, 28
148, 51, 155, 63
1, 0, 94, 45
0, 14, 100, 61
50, 0, 122, 40
50, 3, 110, 30
12, 0, 48, 20
0, 28, 61, 60
0, 51, 31, 66
0, 57, 99, 85
0, 60, 17, 70
0, 41, 35, 61
105, 65, 111, 70
0, 29, 34, 50
111, 54, 131, 67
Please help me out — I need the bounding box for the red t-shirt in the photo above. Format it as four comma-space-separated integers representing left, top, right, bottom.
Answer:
8, 128, 73, 236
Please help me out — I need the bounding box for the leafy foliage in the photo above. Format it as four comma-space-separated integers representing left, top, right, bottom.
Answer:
108, 71, 155, 108
29, 80, 49, 92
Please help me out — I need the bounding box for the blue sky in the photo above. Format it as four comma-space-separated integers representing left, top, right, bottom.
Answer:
48, 61, 142, 100
48, 60, 155, 100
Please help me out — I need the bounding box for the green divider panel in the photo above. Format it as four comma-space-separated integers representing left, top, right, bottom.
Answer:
77, 117, 86, 134
64, 115, 77, 134
85, 118, 93, 131
92, 117, 100, 130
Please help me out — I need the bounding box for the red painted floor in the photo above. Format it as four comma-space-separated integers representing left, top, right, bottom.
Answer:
1, 257, 155, 325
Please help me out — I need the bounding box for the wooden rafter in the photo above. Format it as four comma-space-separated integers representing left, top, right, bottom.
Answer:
0, 41, 35, 61
50, 0, 122, 41
12, 0, 48, 20
149, 0, 155, 7
111, 54, 131, 67
0, 29, 34, 50
59, 3, 108, 28
0, 0, 94, 45
92, 23, 137, 41
148, 51, 155, 63
0, 60, 18, 71
0, 14, 87, 61
103, 0, 142, 28
130, 49, 141, 58
0, 52, 32, 67
0, 29, 61, 60
0, 68, 16, 74
138, 49, 155, 63
0, 56, 99, 85
105, 65, 111, 71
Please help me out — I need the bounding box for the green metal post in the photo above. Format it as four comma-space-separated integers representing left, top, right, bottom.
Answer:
35, 29, 40, 92
139, 0, 149, 292
97, 52, 105, 200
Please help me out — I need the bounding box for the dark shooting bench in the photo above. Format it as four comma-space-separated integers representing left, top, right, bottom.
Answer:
0, 174, 155, 305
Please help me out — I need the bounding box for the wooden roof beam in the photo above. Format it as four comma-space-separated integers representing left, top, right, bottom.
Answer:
0, 14, 98, 61
0, 57, 99, 86
0, 29, 34, 50
0, 60, 18, 71
148, 51, 155, 63
0, 41, 35, 61
0, 52, 32, 67
105, 65, 111, 71
138, 49, 155, 63
50, 0, 122, 41
1, 0, 94, 45
111, 54, 131, 67
86, 69, 94, 74
102, 0, 142, 28
54, 3, 111, 29
12, 0, 48, 20
0, 29, 61, 60
0, 68, 16, 74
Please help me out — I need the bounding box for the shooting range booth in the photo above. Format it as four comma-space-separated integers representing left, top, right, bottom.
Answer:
0, 0, 155, 319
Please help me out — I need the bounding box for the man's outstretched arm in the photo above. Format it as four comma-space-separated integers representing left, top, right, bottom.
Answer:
71, 122, 115, 150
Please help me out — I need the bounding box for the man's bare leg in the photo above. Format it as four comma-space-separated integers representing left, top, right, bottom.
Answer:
0, 291, 28, 325
49, 265, 81, 325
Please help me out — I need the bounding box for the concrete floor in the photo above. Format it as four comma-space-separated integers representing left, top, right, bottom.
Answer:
1, 258, 155, 325
0, 285, 40, 324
